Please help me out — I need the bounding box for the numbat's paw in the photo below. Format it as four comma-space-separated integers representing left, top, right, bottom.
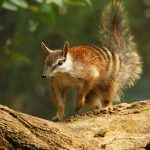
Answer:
103, 105, 113, 111
76, 101, 84, 113
52, 116, 62, 122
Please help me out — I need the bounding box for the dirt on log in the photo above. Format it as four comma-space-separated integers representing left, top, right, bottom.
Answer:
0, 100, 150, 150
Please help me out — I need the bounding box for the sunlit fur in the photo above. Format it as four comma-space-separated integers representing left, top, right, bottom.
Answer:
42, 1, 142, 121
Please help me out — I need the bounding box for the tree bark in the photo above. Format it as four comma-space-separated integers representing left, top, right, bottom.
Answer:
0, 100, 150, 150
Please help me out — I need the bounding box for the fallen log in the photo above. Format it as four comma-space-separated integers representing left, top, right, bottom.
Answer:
0, 100, 150, 150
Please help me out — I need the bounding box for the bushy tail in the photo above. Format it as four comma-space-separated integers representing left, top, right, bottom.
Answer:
99, 0, 142, 88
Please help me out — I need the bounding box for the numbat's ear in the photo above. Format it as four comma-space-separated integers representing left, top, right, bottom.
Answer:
62, 41, 69, 57
41, 42, 52, 55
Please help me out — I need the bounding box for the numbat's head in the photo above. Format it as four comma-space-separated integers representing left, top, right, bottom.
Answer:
41, 41, 70, 78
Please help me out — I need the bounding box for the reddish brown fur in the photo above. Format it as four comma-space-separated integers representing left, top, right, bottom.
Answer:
42, 43, 120, 121
69, 46, 109, 77
41, 1, 142, 121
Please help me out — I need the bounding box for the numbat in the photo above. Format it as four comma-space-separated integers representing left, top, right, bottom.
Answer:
41, 0, 142, 121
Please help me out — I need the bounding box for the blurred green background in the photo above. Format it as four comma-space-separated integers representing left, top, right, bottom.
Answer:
0, 0, 150, 119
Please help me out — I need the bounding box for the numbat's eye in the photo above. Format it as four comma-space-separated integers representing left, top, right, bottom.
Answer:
58, 60, 63, 66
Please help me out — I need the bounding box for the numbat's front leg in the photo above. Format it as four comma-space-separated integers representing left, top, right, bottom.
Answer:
51, 81, 65, 121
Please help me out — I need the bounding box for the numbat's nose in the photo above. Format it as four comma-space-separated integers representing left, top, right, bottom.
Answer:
42, 75, 46, 78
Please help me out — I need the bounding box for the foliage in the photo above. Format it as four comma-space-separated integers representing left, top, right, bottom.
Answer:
0, 0, 150, 119
0, 0, 92, 65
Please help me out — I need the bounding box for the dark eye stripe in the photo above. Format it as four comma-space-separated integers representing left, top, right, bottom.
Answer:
52, 59, 66, 71
58, 58, 66, 65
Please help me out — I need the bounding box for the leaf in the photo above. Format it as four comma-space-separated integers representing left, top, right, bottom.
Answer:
12, 52, 31, 64
2, 1, 18, 11
84, 0, 92, 7
30, 5, 40, 13
13, 32, 23, 46
35, 0, 43, 3
9, 0, 28, 9
46, 0, 64, 8
40, 3, 52, 14
29, 20, 39, 32
53, 0, 64, 8
64, 0, 86, 7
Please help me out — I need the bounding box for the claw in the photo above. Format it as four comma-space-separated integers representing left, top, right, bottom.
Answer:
75, 101, 84, 113
52, 116, 61, 122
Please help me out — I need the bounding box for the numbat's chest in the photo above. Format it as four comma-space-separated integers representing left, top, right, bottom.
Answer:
51, 73, 84, 89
